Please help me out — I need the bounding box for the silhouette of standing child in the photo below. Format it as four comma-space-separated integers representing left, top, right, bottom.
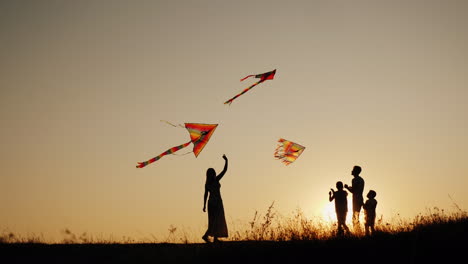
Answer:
329, 181, 350, 235
363, 190, 377, 236
202, 154, 228, 243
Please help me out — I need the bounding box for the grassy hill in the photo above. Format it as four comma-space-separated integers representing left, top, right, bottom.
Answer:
2, 209, 467, 264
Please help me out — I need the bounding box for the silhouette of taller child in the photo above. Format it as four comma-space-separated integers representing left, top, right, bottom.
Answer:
345, 165, 365, 230
202, 154, 228, 243
329, 181, 350, 235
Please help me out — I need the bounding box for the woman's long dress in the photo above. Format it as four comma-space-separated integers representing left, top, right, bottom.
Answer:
205, 181, 228, 237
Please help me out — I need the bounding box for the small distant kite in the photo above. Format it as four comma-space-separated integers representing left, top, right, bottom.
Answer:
274, 138, 305, 165
224, 69, 276, 105
136, 123, 218, 168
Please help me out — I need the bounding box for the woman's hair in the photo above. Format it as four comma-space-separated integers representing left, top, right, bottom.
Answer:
206, 168, 216, 184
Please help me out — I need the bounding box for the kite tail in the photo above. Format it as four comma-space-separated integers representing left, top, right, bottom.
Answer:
274, 140, 286, 161
274, 147, 286, 160
274, 139, 295, 166
274, 153, 293, 166
240, 74, 255, 81
224, 80, 263, 105
136, 141, 192, 168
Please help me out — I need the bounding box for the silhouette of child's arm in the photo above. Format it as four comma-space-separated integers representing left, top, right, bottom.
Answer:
363, 200, 368, 211
344, 184, 353, 193
329, 189, 335, 202
216, 154, 228, 181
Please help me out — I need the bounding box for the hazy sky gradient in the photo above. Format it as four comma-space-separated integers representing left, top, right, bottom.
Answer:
1, 0, 467, 241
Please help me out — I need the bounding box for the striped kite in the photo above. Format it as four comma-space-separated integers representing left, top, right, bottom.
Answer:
136, 123, 218, 168
224, 69, 276, 105
274, 138, 305, 165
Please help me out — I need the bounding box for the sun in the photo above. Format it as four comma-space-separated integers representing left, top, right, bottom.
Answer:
320, 200, 366, 229
320, 200, 337, 224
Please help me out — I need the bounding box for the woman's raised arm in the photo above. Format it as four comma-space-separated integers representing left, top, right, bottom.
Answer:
216, 154, 228, 181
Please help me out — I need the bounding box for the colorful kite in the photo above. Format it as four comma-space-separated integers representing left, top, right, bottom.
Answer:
224, 69, 277, 105
274, 138, 305, 165
136, 123, 218, 168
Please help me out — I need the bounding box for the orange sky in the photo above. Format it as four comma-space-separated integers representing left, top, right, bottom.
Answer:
1, 0, 467, 242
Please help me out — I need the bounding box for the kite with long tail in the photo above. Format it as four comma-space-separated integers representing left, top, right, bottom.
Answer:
224, 69, 276, 105
136, 123, 218, 168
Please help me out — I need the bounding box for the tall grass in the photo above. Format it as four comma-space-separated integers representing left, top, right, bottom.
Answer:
0, 229, 131, 244
0, 231, 45, 244
230, 201, 467, 241
231, 202, 335, 241
1, 202, 466, 244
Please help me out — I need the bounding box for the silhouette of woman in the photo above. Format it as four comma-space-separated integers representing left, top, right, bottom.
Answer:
202, 154, 228, 243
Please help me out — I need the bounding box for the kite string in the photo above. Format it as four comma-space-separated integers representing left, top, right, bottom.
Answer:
153, 121, 191, 155
172, 151, 193, 156
160, 120, 185, 128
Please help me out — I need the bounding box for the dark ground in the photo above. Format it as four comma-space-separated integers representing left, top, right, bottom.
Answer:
2, 220, 467, 264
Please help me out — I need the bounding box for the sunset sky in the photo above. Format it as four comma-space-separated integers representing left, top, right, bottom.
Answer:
1, 0, 467, 242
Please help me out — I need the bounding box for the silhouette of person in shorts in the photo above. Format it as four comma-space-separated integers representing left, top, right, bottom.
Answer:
345, 166, 365, 230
